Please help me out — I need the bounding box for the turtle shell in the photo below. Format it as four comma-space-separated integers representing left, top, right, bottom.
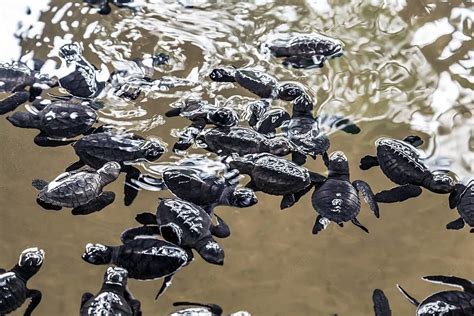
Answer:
156, 198, 212, 247
59, 59, 104, 98
311, 179, 360, 223
163, 169, 223, 206
81, 291, 132, 316
0, 272, 27, 314
375, 138, 431, 186
38, 102, 97, 138
250, 154, 310, 195
416, 291, 474, 316
0, 62, 34, 92
201, 127, 268, 156
234, 70, 278, 98
38, 171, 103, 208
457, 184, 474, 226
284, 116, 329, 156
114, 238, 190, 280
177, 100, 209, 120
269, 35, 342, 59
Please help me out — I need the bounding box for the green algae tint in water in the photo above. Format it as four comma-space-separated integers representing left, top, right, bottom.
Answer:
0, 0, 472, 315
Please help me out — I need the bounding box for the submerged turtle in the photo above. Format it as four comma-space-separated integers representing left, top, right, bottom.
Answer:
0, 247, 45, 316
82, 237, 192, 300
373, 289, 392, 316
360, 136, 454, 203
84, 0, 135, 15
170, 302, 251, 316
32, 161, 120, 215
7, 99, 99, 147
127, 198, 230, 265
165, 99, 239, 151
68, 131, 165, 205
0, 62, 57, 115
447, 180, 474, 233
80, 267, 141, 316
228, 153, 325, 209
310, 151, 379, 235
209, 67, 304, 100
265, 33, 343, 68
398, 275, 474, 315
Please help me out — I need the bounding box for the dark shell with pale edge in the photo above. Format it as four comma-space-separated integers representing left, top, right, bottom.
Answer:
0, 273, 27, 314
201, 127, 268, 156
416, 291, 474, 316
269, 35, 343, 59
0, 62, 34, 92
312, 179, 361, 222
80, 292, 133, 316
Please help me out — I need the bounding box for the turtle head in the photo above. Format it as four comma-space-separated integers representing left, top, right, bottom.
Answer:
18, 247, 45, 269
98, 162, 121, 184
209, 68, 236, 82
141, 140, 165, 162
328, 151, 349, 174
196, 239, 224, 266
292, 93, 314, 113
230, 187, 258, 208
104, 266, 128, 287
7, 111, 38, 129
227, 154, 255, 174
59, 43, 83, 65
82, 243, 112, 265
325, 39, 343, 57
426, 173, 454, 194
208, 108, 238, 127
277, 83, 304, 101
268, 137, 291, 156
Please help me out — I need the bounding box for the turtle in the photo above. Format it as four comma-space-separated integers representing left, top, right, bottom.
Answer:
0, 247, 45, 316
67, 131, 166, 206
310, 151, 379, 235
0, 62, 57, 115
397, 275, 474, 315
265, 33, 343, 68
170, 302, 224, 316
360, 136, 454, 203
32, 161, 120, 215
80, 267, 142, 316
126, 198, 230, 265
373, 289, 392, 316
228, 153, 325, 209
446, 180, 474, 233
83, 0, 135, 15
244, 99, 290, 135
82, 237, 192, 300
209, 67, 304, 100
165, 99, 239, 151
6, 99, 99, 147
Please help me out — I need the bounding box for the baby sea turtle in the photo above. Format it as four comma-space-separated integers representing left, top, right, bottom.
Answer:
310, 151, 379, 235
80, 267, 141, 316
68, 131, 165, 205
447, 180, 474, 233
245, 99, 290, 135
0, 62, 57, 115
0, 247, 45, 316
228, 153, 325, 209
84, 0, 134, 15
32, 161, 120, 215
398, 275, 474, 315
127, 198, 229, 265
170, 302, 251, 316
360, 136, 454, 203
209, 67, 304, 100
7, 99, 98, 147
265, 33, 343, 68
165, 99, 239, 151
82, 237, 192, 300
373, 289, 392, 316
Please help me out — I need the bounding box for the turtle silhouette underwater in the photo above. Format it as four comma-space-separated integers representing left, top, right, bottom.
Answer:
397, 275, 474, 315
0, 247, 45, 316
265, 33, 343, 68
360, 136, 454, 203
165, 98, 239, 151
310, 151, 379, 235
372, 289, 392, 316
127, 198, 230, 265
32, 161, 120, 215
447, 180, 474, 233
80, 266, 141, 316
82, 237, 192, 300
7, 99, 99, 147
0, 62, 57, 115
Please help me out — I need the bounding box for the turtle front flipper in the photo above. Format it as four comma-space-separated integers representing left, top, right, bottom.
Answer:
80, 292, 93, 308
446, 217, 465, 230
372, 289, 392, 316
135, 212, 158, 225
449, 184, 465, 209
402, 135, 423, 147
312, 215, 329, 235
24, 289, 42, 316
173, 119, 206, 152
396, 285, 420, 306
351, 218, 369, 233
353, 180, 380, 218
256, 108, 290, 134
71, 191, 115, 215
422, 275, 474, 293
291, 152, 307, 166
36, 198, 62, 211
155, 274, 174, 300
0, 91, 30, 115
374, 184, 422, 203
196, 237, 225, 265
210, 213, 231, 238
34, 133, 75, 147
120, 226, 160, 243
65, 160, 86, 172
32, 179, 48, 190
280, 193, 296, 210
124, 166, 141, 206
360, 155, 379, 170
165, 107, 183, 117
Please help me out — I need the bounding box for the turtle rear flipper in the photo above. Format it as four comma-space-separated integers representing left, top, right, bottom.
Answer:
422, 275, 474, 293
24, 289, 42, 316
449, 184, 465, 209
374, 184, 422, 203
372, 289, 392, 316
136, 212, 158, 225
121, 225, 161, 243
155, 274, 174, 300
124, 166, 141, 206
66, 160, 86, 172
32, 179, 48, 190
312, 215, 329, 235
352, 218, 369, 233
403, 135, 423, 147
360, 155, 379, 170
291, 152, 307, 166
34, 133, 75, 147
36, 198, 62, 211
80, 292, 93, 308
210, 213, 231, 238
446, 217, 465, 230
353, 180, 379, 218
396, 285, 420, 306
0, 91, 30, 115
71, 191, 115, 215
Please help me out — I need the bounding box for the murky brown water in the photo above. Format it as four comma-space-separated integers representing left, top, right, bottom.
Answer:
0, 0, 473, 315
